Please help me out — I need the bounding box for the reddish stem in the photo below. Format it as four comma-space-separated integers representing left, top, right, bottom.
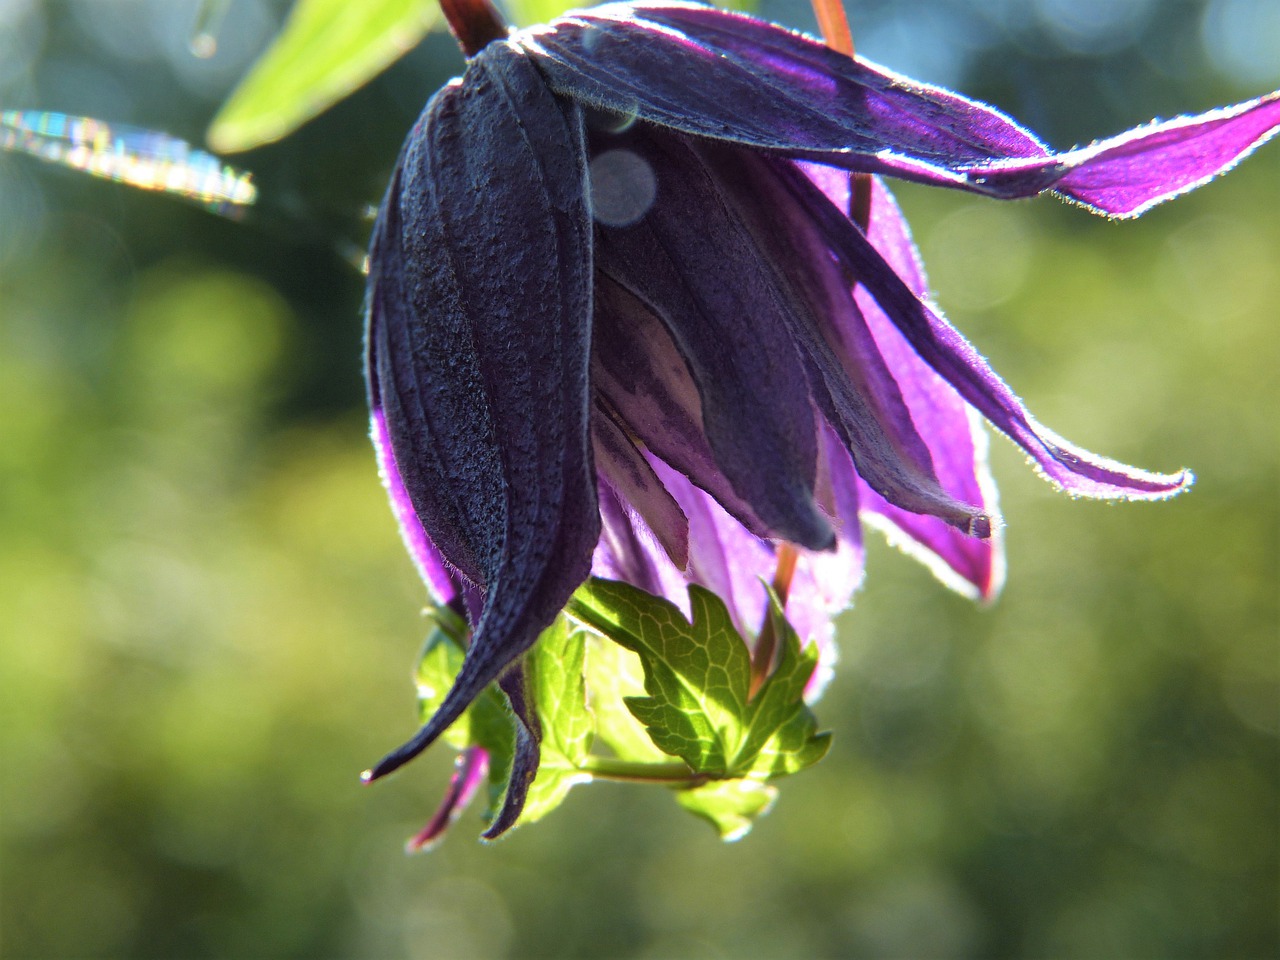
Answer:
749, 543, 800, 697
810, 0, 872, 229
440, 0, 508, 57
811, 0, 854, 56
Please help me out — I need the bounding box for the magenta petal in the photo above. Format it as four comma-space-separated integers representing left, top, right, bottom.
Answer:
789, 426, 864, 699
523, 4, 1278, 211
371, 408, 459, 605
592, 476, 675, 600
405, 746, 489, 852
690, 139, 990, 539
829, 175, 1005, 599
780, 164, 1193, 501
972, 92, 1280, 217
523, 1, 1047, 183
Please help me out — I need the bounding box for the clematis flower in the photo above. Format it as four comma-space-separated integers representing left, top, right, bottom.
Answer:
363, 0, 1280, 832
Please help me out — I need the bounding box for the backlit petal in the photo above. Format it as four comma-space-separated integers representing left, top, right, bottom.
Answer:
778, 162, 1193, 501
804, 170, 1004, 599
521, 3, 1279, 212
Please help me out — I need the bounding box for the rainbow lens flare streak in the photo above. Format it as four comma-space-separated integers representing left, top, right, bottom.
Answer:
0, 110, 256, 212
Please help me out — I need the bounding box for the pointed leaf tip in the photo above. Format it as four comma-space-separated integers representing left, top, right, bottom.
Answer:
209, 0, 440, 152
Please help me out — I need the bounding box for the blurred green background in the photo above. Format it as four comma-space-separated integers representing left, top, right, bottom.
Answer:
1, 0, 1276, 957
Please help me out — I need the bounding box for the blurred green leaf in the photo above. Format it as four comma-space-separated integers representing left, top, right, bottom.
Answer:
519, 617, 595, 823
208, 0, 439, 153
505, 0, 757, 27
674, 780, 777, 841
568, 578, 828, 780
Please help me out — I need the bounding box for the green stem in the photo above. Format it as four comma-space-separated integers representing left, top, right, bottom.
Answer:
582, 757, 710, 787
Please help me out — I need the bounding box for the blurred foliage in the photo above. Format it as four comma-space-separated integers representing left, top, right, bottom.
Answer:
207, 0, 439, 153
0, 0, 1276, 958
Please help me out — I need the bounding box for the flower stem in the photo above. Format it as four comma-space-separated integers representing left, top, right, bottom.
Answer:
809, 0, 872, 229
811, 0, 854, 56
439, 0, 508, 57
749, 543, 800, 696
583, 757, 708, 787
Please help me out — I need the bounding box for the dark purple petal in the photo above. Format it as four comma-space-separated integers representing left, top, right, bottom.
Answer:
804, 169, 1004, 599
370, 408, 460, 604
592, 475, 671, 598
778, 163, 1192, 501
405, 746, 489, 852
363, 42, 599, 781
590, 400, 689, 569
591, 127, 835, 550
592, 273, 775, 540
522, 1, 1046, 185
686, 137, 991, 538
521, 3, 1279, 211
483, 667, 541, 840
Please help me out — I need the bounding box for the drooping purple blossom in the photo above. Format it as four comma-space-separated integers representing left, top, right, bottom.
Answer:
363, 0, 1280, 832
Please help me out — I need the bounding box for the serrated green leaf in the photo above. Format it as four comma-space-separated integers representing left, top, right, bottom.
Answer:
735, 592, 831, 779
570, 578, 831, 780
571, 579, 752, 773
675, 780, 777, 841
584, 634, 671, 764
208, 0, 439, 153
516, 616, 595, 824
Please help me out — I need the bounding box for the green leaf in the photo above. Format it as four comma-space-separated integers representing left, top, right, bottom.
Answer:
207, 0, 439, 153
675, 780, 777, 841
583, 634, 670, 764
571, 579, 752, 773
568, 578, 830, 780
506, 0, 758, 25
734, 593, 832, 780
518, 617, 595, 824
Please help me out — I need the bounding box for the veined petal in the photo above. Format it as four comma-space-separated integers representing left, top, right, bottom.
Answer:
520, 2, 1279, 211
591, 399, 689, 569
520, 1, 1046, 187
790, 425, 864, 699
591, 274, 776, 541
364, 41, 599, 781
982, 92, 1280, 217
777, 162, 1193, 501
804, 169, 1004, 599
687, 138, 991, 539
591, 127, 834, 550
